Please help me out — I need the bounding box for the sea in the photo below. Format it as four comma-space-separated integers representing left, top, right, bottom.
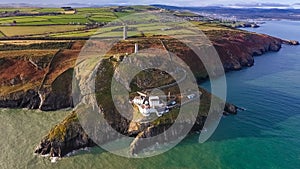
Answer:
0, 20, 299, 169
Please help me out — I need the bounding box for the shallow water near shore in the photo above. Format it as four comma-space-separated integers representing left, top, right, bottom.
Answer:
1, 20, 300, 169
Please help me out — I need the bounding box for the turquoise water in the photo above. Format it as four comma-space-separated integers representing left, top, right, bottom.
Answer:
1, 20, 300, 169
200, 20, 300, 169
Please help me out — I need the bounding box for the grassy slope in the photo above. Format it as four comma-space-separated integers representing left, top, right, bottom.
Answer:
0, 40, 77, 96
0, 49, 58, 96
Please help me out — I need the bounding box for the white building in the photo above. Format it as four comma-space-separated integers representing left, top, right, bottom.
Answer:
149, 96, 163, 108
132, 92, 168, 117
187, 94, 196, 100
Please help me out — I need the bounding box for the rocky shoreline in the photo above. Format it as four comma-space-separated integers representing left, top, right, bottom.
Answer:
0, 26, 298, 159
33, 97, 238, 158
32, 34, 298, 158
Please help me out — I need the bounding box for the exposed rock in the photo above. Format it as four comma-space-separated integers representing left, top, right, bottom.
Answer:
39, 69, 74, 111
19, 89, 41, 109
283, 40, 300, 45
34, 104, 235, 157
290, 40, 299, 45
34, 66, 238, 157
130, 103, 236, 155
0, 89, 40, 109
210, 31, 283, 71
34, 112, 96, 157
224, 103, 238, 115
32, 31, 291, 157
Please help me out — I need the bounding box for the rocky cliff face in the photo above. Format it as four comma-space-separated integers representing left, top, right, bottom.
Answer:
34, 112, 96, 157
33, 58, 238, 157
34, 100, 236, 157
0, 28, 298, 158
0, 32, 296, 111
34, 103, 236, 157
206, 30, 283, 71
0, 89, 40, 109
0, 43, 82, 111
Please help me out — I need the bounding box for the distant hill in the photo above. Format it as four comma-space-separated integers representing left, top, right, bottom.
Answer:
152, 4, 300, 20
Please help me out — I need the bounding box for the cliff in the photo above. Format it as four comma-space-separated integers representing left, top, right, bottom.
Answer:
32, 32, 298, 157
0, 25, 298, 158
0, 30, 297, 110
34, 58, 238, 157
0, 42, 83, 110
205, 30, 283, 71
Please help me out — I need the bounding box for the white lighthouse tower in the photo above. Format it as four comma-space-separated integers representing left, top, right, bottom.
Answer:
134, 43, 138, 53
123, 25, 128, 40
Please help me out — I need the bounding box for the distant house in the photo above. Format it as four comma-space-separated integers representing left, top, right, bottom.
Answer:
61, 7, 74, 11
61, 7, 76, 14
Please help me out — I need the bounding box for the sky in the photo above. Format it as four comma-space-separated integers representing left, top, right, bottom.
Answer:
0, 0, 299, 7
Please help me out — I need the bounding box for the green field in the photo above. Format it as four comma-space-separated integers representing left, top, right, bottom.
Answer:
0, 15, 90, 25
32, 8, 64, 13
50, 29, 98, 37
0, 6, 152, 38
95, 31, 143, 38
0, 6, 231, 38
0, 7, 117, 26
0, 25, 85, 36
0, 7, 133, 37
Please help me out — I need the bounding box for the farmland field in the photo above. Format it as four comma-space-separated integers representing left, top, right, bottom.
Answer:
50, 29, 98, 37
0, 25, 85, 37
31, 8, 64, 13
94, 31, 143, 38
0, 15, 90, 25
0, 6, 226, 39
0, 7, 117, 26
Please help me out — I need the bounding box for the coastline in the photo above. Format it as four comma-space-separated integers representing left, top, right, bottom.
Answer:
32, 34, 298, 158
1, 35, 297, 111
0, 7, 298, 159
